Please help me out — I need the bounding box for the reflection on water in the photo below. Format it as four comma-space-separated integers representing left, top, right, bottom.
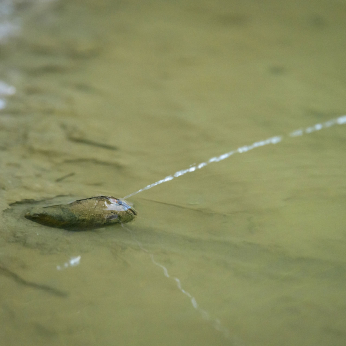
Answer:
56, 255, 81, 271
123, 223, 232, 341
1, 0, 346, 345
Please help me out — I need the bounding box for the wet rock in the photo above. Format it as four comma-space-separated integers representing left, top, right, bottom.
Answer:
25, 196, 136, 231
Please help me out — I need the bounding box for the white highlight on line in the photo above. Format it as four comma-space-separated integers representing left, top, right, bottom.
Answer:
124, 115, 346, 199
57, 256, 81, 270
122, 224, 232, 341
289, 115, 346, 136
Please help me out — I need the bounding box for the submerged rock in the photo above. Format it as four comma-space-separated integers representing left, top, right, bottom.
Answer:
25, 196, 136, 231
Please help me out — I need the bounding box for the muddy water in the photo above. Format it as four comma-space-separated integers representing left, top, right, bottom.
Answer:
1, 0, 346, 345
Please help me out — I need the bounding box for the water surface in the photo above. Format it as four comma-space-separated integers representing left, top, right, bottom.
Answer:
1, 1, 346, 345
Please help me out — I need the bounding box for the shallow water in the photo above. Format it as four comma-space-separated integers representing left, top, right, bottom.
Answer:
1, 0, 346, 345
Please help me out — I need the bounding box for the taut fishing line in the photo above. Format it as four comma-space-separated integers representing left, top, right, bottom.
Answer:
124, 115, 346, 199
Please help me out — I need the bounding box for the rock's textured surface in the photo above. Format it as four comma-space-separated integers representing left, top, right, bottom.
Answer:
25, 196, 136, 230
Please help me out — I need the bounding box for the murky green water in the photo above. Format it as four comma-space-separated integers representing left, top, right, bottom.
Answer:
1, 1, 346, 345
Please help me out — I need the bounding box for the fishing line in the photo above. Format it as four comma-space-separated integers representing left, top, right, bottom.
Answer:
124, 115, 346, 199
121, 223, 235, 343
119, 114, 346, 343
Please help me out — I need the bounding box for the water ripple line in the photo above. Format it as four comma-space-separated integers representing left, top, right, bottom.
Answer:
124, 115, 346, 199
